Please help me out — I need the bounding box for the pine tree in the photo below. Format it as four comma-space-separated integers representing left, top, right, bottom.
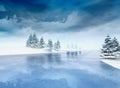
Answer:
47, 40, 53, 51
56, 40, 60, 49
32, 33, 39, 48
101, 35, 113, 55
112, 37, 120, 52
26, 34, 33, 47
54, 40, 61, 51
39, 37, 45, 48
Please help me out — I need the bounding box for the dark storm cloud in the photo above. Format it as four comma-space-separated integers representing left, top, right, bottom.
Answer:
0, 0, 120, 33
67, 0, 120, 31
0, 0, 114, 21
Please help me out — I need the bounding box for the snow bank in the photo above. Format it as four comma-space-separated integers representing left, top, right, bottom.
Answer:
100, 55, 116, 59
0, 46, 49, 56
101, 59, 120, 70
0, 44, 65, 56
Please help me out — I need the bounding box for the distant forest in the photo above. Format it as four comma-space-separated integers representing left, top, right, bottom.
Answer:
26, 33, 61, 51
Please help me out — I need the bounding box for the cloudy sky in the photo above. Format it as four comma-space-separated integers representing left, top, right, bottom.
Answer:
0, 0, 120, 50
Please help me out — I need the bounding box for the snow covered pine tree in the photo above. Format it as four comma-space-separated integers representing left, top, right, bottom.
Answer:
26, 33, 39, 48
54, 41, 61, 51
26, 34, 33, 47
101, 35, 114, 56
39, 37, 45, 48
32, 33, 39, 48
47, 40, 53, 51
112, 37, 120, 52
101, 35, 120, 59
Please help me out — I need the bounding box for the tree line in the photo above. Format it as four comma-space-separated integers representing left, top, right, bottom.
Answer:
101, 35, 120, 56
26, 33, 61, 51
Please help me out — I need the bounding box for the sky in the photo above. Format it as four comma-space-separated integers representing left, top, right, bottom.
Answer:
0, 0, 120, 50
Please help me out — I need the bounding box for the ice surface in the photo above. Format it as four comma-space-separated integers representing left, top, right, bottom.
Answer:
0, 53, 120, 88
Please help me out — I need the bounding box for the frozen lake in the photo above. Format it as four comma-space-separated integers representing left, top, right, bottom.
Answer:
0, 53, 120, 88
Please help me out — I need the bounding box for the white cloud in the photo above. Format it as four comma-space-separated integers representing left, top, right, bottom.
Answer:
0, 11, 120, 51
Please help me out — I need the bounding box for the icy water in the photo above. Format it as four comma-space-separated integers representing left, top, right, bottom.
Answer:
0, 53, 120, 88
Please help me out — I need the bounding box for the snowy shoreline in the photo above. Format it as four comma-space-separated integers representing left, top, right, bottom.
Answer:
0, 47, 64, 57
0, 43, 82, 56
101, 59, 120, 70
2, 45, 120, 70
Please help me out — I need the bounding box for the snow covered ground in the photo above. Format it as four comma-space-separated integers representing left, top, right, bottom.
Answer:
0, 41, 81, 56
0, 43, 64, 56
101, 59, 120, 70
100, 52, 120, 70
0, 46, 49, 56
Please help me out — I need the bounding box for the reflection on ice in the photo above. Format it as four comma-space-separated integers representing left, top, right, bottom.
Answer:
26, 54, 62, 69
66, 51, 81, 59
0, 53, 120, 88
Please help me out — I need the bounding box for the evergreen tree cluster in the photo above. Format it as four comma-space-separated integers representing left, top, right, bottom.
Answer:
101, 35, 120, 55
26, 33, 61, 51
